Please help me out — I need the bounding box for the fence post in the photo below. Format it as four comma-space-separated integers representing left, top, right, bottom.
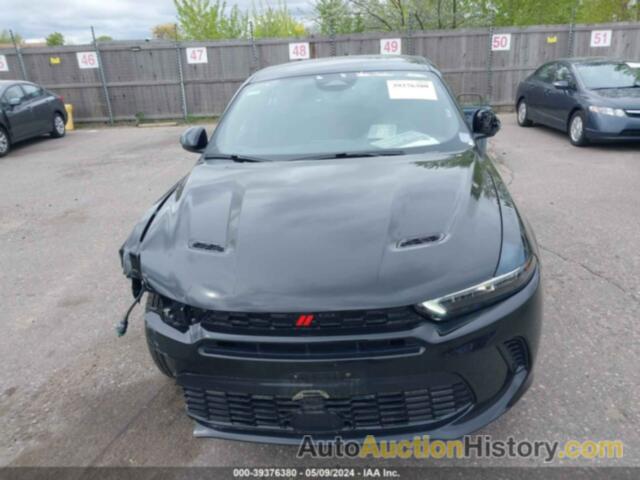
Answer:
486, 24, 495, 104
174, 24, 188, 120
10, 29, 28, 80
249, 21, 259, 71
91, 26, 114, 125
407, 10, 415, 55
329, 12, 337, 56
567, 6, 576, 57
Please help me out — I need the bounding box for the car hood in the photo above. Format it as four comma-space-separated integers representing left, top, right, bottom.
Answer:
132, 149, 503, 311
591, 88, 640, 109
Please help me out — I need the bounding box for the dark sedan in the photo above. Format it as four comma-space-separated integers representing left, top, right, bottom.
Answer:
516, 58, 640, 146
0, 80, 67, 157
119, 56, 542, 443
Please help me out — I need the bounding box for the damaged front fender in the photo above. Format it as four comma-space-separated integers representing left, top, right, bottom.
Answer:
119, 177, 187, 297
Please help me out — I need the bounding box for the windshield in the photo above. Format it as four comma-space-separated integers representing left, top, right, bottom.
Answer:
208, 71, 472, 160
575, 62, 640, 90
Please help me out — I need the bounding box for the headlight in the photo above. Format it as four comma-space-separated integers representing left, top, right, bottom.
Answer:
416, 255, 537, 321
588, 106, 626, 117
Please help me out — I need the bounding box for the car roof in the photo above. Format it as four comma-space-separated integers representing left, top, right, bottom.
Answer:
556, 57, 628, 65
249, 55, 436, 83
0, 80, 39, 94
0, 79, 31, 89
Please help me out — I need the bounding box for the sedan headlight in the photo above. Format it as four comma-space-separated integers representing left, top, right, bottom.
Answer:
416, 255, 537, 321
588, 106, 626, 117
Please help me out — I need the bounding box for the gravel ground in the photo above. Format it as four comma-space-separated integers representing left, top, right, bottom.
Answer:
0, 115, 638, 469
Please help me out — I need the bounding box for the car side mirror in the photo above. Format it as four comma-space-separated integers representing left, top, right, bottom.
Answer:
472, 108, 501, 139
553, 80, 571, 90
180, 126, 208, 153
8, 97, 22, 107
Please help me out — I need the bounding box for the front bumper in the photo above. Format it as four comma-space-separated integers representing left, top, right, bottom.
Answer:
145, 269, 542, 444
586, 112, 640, 142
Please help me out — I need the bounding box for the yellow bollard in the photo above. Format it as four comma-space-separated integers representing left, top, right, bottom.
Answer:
64, 104, 74, 131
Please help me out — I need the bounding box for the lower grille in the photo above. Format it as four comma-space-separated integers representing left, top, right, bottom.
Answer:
199, 338, 423, 361
184, 383, 474, 432
503, 337, 529, 371
620, 129, 640, 137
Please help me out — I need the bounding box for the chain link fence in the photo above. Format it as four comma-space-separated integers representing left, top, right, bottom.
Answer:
1, 22, 639, 123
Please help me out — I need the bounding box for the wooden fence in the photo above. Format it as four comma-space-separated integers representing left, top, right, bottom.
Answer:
1, 22, 638, 122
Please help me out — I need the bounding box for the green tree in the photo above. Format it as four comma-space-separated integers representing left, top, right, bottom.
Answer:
345, 0, 478, 32
46, 32, 65, 46
174, 0, 247, 40
251, 2, 306, 38
0, 30, 22, 45
577, 0, 638, 23
326, 0, 639, 32
152, 23, 179, 40
96, 35, 113, 42
313, 0, 364, 34
463, 0, 637, 26
483, 0, 572, 26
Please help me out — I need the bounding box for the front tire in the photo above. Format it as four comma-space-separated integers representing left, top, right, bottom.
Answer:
568, 111, 588, 147
0, 127, 10, 157
517, 99, 533, 127
50, 112, 66, 138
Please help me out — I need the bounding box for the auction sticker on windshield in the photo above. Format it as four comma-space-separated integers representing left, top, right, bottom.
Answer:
387, 80, 437, 100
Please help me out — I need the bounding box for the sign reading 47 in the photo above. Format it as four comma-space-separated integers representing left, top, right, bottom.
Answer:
186, 47, 208, 64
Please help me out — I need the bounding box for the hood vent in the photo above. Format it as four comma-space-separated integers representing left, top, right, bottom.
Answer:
189, 241, 225, 253
397, 234, 445, 249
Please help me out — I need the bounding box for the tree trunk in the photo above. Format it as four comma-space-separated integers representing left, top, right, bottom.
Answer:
452, 0, 457, 28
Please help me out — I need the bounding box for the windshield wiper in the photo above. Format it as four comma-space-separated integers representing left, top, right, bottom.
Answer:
293, 149, 406, 161
203, 153, 267, 163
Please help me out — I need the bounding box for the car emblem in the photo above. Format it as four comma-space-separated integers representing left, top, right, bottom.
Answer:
295, 314, 314, 327
292, 389, 330, 401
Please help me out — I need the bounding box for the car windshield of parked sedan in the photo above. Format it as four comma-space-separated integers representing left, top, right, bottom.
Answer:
575, 62, 640, 90
208, 71, 472, 160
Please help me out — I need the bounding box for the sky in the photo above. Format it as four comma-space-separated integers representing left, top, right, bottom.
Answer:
1, 0, 315, 44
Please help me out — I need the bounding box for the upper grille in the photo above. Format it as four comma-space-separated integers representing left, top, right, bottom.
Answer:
184, 382, 474, 432
148, 294, 426, 335
198, 308, 424, 335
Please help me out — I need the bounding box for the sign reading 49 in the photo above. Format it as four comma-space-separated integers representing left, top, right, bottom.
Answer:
380, 38, 401, 55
